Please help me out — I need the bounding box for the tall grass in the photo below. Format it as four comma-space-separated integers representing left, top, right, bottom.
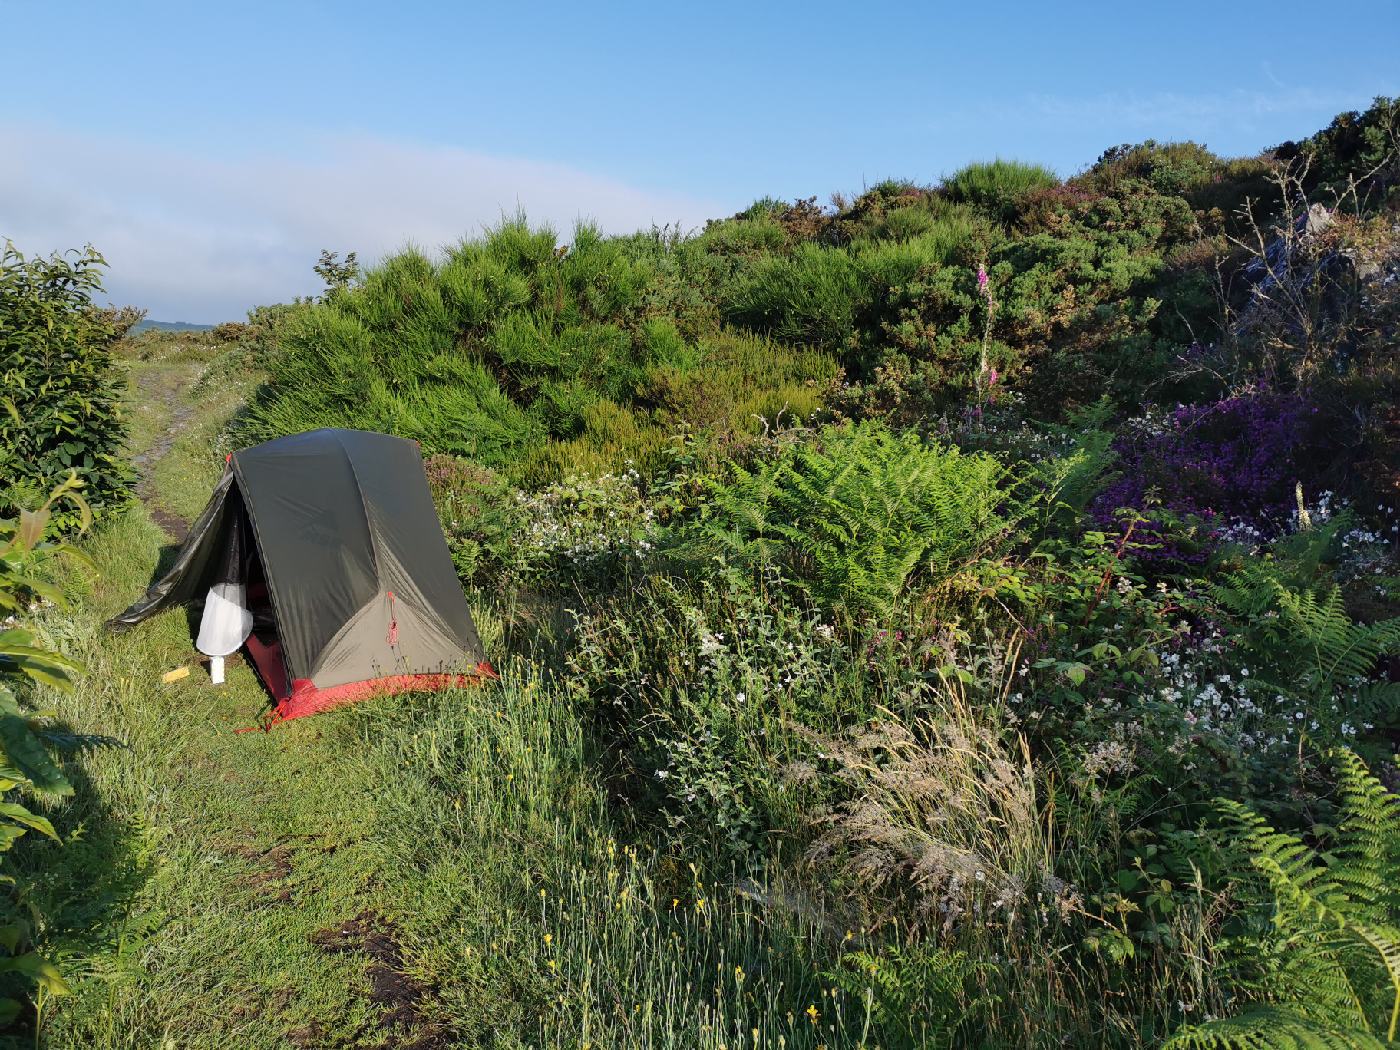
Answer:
350, 665, 981, 1048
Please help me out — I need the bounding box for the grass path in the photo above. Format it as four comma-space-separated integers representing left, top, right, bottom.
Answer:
32, 339, 457, 1047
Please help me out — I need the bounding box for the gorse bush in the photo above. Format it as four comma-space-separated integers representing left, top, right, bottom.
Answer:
1281, 95, 1400, 201
0, 243, 133, 523
723, 242, 865, 351
942, 159, 1061, 224
241, 218, 836, 483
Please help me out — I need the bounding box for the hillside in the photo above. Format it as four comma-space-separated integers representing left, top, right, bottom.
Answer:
129, 320, 215, 334
1, 98, 1399, 1049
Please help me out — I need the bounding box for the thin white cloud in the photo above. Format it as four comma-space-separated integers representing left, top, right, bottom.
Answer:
0, 125, 724, 322
1023, 86, 1371, 131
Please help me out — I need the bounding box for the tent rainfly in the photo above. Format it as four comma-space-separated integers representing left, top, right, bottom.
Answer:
109, 428, 495, 723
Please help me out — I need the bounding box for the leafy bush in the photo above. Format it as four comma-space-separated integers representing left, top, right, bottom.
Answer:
0, 244, 132, 522
0, 477, 88, 1031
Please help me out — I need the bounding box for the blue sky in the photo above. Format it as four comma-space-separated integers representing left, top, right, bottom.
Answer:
3, 0, 1396, 320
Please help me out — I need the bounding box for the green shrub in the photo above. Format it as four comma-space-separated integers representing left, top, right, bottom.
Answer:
565, 573, 877, 852
423, 456, 531, 583
722, 242, 865, 351
911, 177, 1200, 411
1280, 95, 1400, 201
0, 244, 132, 522
943, 159, 1061, 224
1089, 140, 1223, 196
686, 421, 1024, 618
0, 477, 89, 1031
241, 218, 835, 484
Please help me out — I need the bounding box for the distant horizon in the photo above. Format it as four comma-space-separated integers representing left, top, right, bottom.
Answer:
130, 318, 215, 332
3, 0, 1396, 322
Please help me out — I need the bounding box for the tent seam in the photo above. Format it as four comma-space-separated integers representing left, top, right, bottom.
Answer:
302, 431, 386, 683
334, 431, 382, 583
229, 457, 296, 690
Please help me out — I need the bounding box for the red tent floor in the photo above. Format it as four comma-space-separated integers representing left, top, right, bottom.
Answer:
242, 631, 497, 727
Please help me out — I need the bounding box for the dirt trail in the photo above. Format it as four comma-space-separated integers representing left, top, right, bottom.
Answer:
129, 364, 197, 540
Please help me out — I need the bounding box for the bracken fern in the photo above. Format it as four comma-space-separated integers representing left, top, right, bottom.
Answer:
1165, 750, 1400, 1048
693, 421, 1029, 618
1212, 560, 1400, 740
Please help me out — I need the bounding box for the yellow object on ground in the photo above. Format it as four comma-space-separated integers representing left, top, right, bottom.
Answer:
161, 667, 190, 684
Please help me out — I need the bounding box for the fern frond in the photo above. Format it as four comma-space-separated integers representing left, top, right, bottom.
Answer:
1164, 1007, 1389, 1049
1331, 750, 1400, 920
1197, 753, 1400, 1045
688, 422, 1030, 617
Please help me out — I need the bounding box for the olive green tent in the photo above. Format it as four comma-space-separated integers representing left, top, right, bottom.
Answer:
109, 428, 493, 721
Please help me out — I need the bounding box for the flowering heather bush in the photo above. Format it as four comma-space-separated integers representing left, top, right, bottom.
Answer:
1090, 391, 1326, 562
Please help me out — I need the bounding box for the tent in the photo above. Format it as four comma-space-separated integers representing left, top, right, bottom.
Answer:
109, 428, 494, 723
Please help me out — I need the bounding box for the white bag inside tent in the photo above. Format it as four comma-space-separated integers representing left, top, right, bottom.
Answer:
196, 583, 253, 683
